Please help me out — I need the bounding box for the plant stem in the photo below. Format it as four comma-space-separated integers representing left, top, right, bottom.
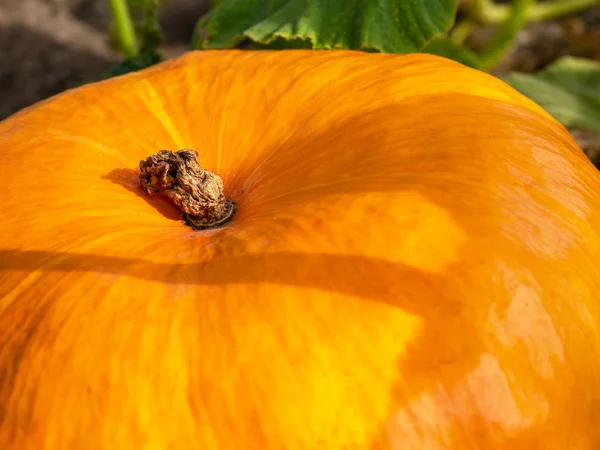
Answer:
108, 0, 138, 58
479, 0, 535, 71
529, 0, 600, 21
472, 0, 507, 23
473, 0, 600, 24
450, 19, 476, 45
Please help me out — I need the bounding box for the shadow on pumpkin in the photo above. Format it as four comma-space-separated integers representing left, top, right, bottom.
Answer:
216, 94, 575, 218
0, 247, 496, 447
101, 168, 182, 222
0, 96, 577, 447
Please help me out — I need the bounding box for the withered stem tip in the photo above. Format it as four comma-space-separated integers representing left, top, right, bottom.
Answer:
139, 149, 235, 230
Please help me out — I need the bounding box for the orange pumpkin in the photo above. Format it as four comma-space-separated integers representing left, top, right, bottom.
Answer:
1, 50, 600, 450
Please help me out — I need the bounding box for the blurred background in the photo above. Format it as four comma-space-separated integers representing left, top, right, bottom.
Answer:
0, 0, 209, 119
0, 0, 599, 157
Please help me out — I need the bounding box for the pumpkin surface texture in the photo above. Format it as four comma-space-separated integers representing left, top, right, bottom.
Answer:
1, 50, 600, 450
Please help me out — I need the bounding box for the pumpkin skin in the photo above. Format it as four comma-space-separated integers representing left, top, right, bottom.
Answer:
1, 49, 600, 450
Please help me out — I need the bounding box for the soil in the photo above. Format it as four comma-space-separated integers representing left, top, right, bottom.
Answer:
1, 0, 599, 162
0, 0, 207, 119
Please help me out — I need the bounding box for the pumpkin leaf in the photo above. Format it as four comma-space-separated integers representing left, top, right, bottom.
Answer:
245, 36, 314, 50
102, 52, 163, 79
422, 38, 481, 69
505, 56, 600, 133
192, 0, 459, 54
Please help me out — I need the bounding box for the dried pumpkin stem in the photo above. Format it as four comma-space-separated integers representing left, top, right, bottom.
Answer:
139, 149, 236, 230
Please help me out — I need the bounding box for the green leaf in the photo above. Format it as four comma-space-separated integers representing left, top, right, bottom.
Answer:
192, 0, 459, 54
245, 36, 313, 50
505, 56, 600, 133
422, 38, 480, 69
102, 52, 163, 79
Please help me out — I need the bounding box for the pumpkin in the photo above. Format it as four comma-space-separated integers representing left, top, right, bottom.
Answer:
1, 49, 600, 450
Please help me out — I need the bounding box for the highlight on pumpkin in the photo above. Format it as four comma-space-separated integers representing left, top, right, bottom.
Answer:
1, 45, 600, 450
